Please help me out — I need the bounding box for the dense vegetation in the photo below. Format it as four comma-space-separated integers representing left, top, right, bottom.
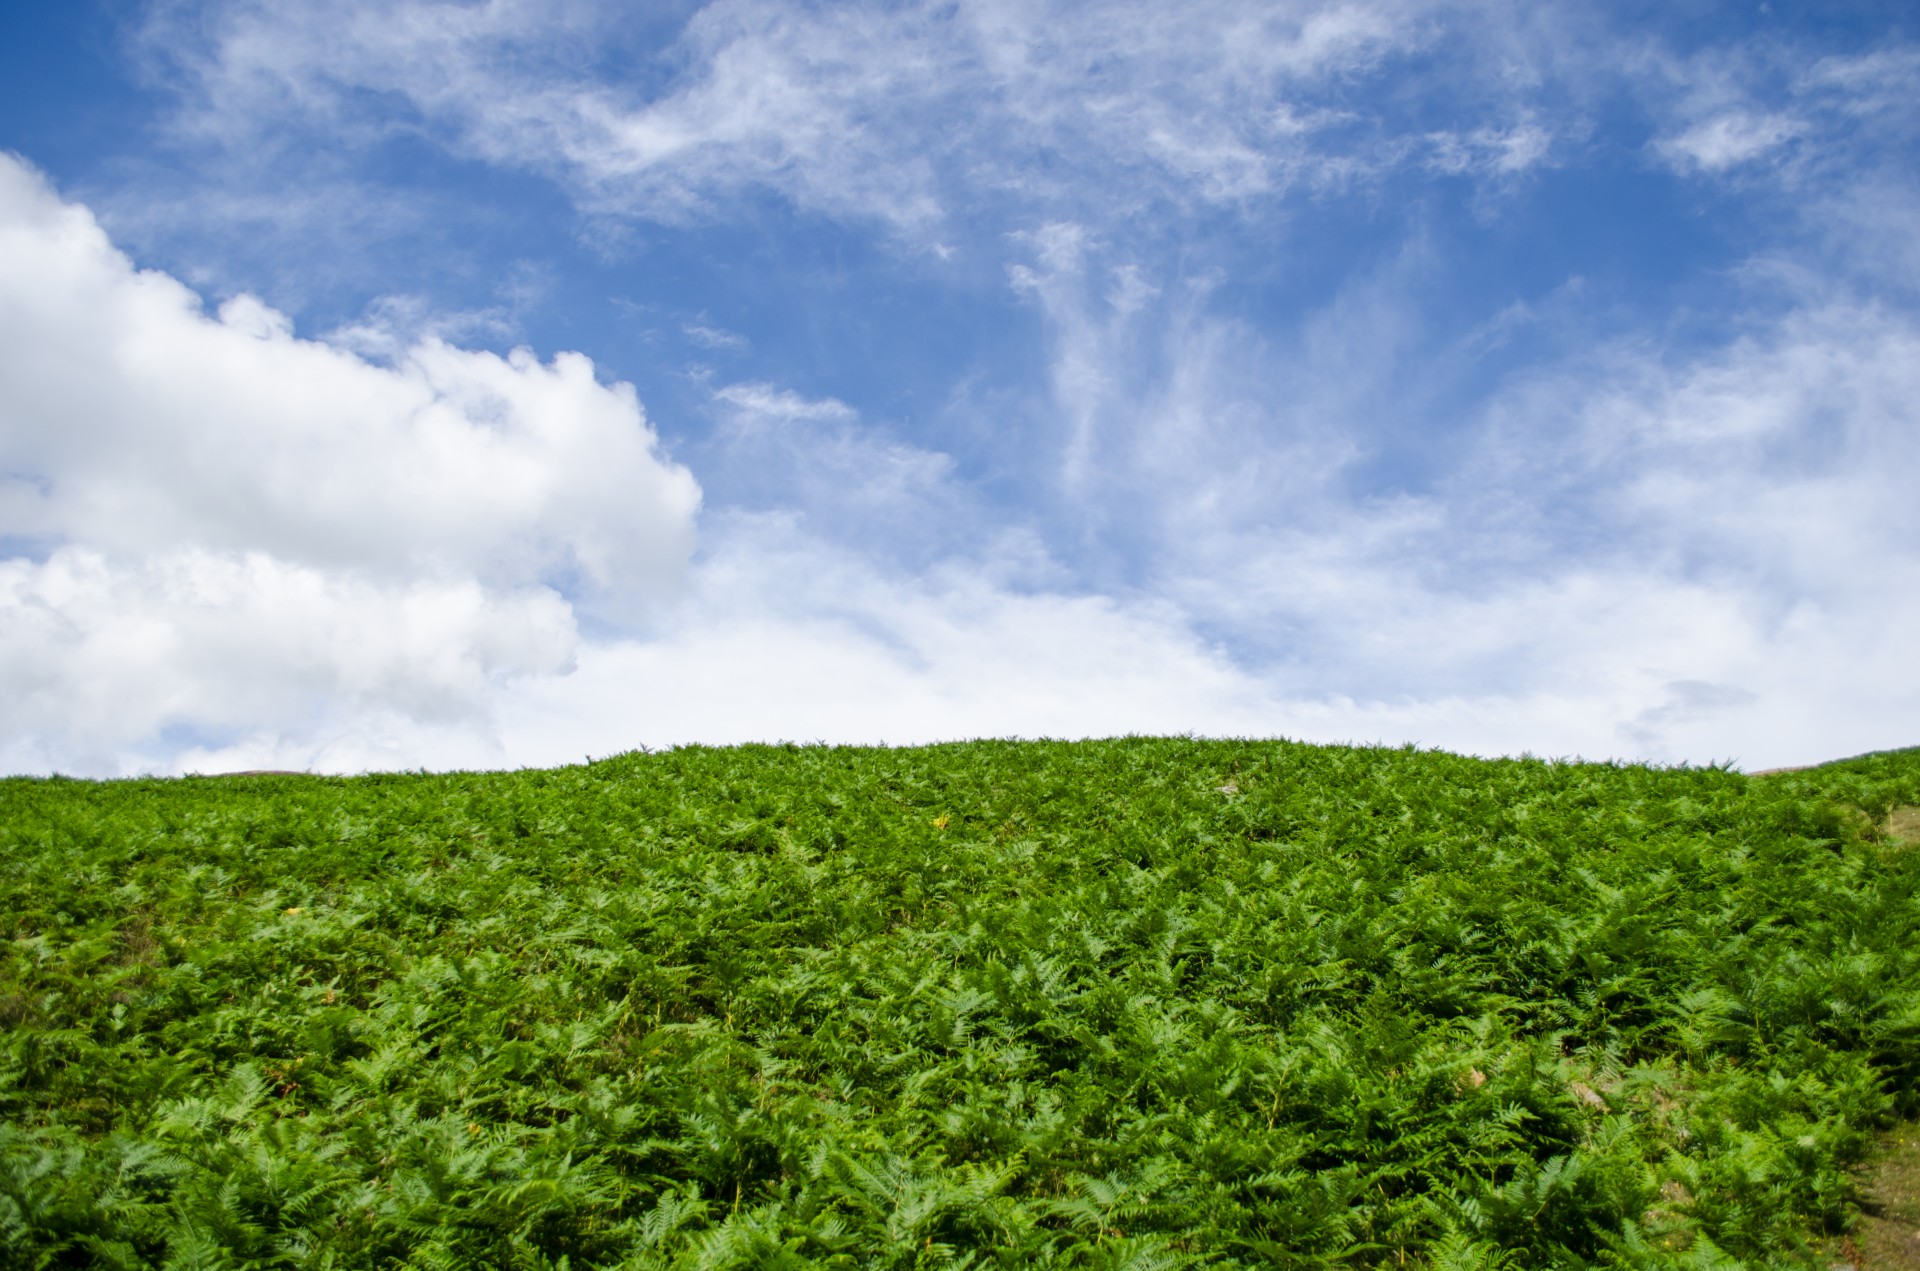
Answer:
2, 739, 1918, 1269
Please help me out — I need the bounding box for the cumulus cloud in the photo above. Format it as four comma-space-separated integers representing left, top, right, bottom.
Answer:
0, 154, 699, 773
0, 549, 576, 775
0, 160, 697, 593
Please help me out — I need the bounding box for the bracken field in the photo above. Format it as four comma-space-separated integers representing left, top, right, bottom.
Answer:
2, 739, 1918, 1270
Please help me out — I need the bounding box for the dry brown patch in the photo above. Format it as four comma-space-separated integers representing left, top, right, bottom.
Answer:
1886, 807, 1920, 846
115, 918, 162, 966
1845, 1126, 1920, 1270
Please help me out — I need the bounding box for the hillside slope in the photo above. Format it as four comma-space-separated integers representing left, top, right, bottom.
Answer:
3, 739, 1918, 1268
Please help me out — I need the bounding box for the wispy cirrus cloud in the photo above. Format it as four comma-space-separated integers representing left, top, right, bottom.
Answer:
1655, 110, 1806, 172
682, 321, 746, 351
961, 191, 1920, 761
138, 0, 1574, 241
1646, 38, 1920, 184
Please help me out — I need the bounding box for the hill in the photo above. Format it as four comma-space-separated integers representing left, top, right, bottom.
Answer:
3, 739, 1918, 1268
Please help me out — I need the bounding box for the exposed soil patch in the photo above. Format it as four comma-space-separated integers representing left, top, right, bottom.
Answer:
1842, 1126, 1920, 1270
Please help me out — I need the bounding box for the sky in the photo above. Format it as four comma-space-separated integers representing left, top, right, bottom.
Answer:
2, 0, 1917, 776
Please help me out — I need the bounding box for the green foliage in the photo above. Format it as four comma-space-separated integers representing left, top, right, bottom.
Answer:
2, 738, 1917, 1268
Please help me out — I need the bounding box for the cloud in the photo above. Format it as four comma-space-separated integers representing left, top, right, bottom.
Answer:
1425, 121, 1555, 176
683, 321, 747, 351
483, 511, 1915, 774
10, 8, 1920, 777
1653, 109, 1805, 172
712, 382, 857, 424
1801, 46, 1920, 123
0, 548, 577, 775
0, 155, 698, 599
9, 158, 1917, 777
139, 0, 1566, 241
975, 216, 1920, 765
700, 384, 983, 569
490, 262, 1920, 776
495, 518, 1269, 757
0, 154, 698, 773
1646, 38, 1920, 186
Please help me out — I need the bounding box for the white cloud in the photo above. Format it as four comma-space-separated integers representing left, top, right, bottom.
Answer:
683, 322, 747, 351
1426, 121, 1554, 175
702, 384, 977, 567
484, 268, 1920, 775
1800, 46, 1920, 121
496, 519, 1267, 756
486, 514, 1916, 773
140, 0, 1562, 239
8, 18, 1920, 781
1654, 109, 1804, 172
712, 382, 857, 424
0, 155, 698, 601
0, 154, 698, 773
977, 222, 1920, 766
1646, 39, 1920, 186
0, 548, 576, 775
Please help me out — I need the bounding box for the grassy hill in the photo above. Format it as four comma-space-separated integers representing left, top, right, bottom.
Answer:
3, 738, 1917, 1269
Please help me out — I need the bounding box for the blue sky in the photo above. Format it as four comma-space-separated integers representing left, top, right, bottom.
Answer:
2, 0, 1917, 774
